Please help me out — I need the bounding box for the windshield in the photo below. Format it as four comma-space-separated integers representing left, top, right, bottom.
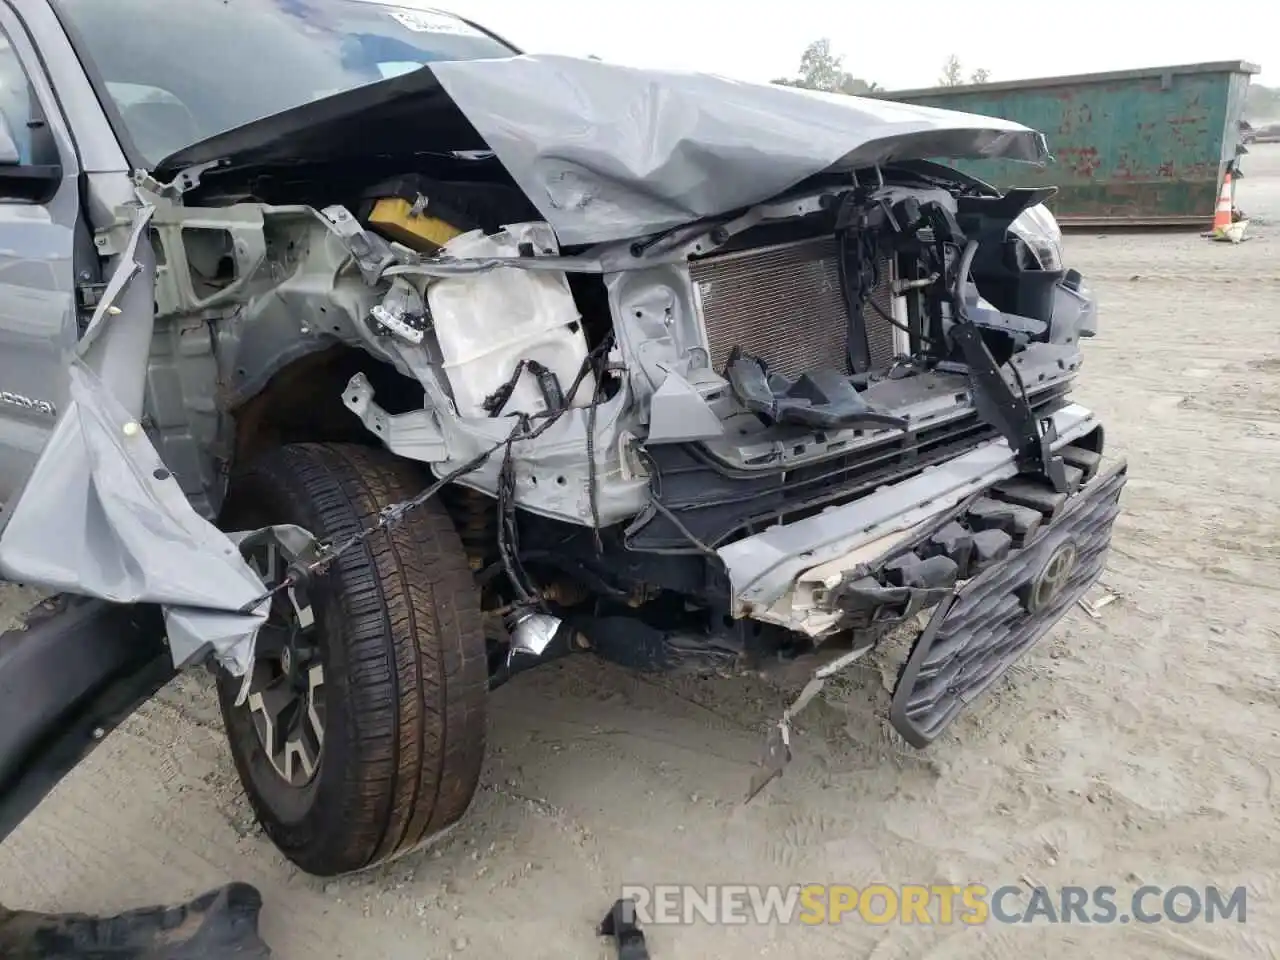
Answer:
55, 0, 517, 165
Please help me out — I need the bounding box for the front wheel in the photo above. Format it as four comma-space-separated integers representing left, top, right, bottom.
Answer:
216, 443, 487, 876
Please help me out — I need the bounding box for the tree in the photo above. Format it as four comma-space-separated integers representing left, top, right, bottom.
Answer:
772, 38, 880, 96
937, 56, 991, 86
798, 38, 845, 92
939, 55, 964, 86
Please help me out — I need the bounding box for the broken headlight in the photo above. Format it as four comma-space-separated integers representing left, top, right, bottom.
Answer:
1009, 203, 1064, 271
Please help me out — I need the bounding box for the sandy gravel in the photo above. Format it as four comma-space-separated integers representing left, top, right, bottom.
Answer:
1, 146, 1278, 959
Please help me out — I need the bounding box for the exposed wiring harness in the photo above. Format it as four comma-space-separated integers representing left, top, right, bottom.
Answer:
474, 332, 617, 607
583, 332, 617, 553
495, 429, 538, 605
865, 292, 937, 348
620, 447, 720, 558
239, 335, 619, 614
237, 437, 510, 614
839, 225, 938, 359
836, 227, 875, 371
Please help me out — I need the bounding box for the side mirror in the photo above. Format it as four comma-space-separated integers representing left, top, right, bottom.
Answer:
0, 111, 22, 166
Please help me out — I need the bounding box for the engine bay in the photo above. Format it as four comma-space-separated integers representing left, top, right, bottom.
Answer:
144, 160, 1097, 535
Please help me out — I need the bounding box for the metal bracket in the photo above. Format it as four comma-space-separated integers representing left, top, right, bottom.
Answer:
132, 160, 225, 200
90, 214, 138, 258
75, 280, 108, 312
319, 205, 398, 283
342, 373, 448, 462
172, 159, 226, 194
367, 278, 429, 345
950, 320, 1069, 493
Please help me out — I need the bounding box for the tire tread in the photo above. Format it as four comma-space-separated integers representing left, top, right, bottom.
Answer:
219, 442, 486, 875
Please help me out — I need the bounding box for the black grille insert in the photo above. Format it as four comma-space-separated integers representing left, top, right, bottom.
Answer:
627, 384, 1071, 552
890, 462, 1127, 747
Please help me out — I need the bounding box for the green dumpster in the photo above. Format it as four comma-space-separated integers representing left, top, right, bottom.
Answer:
881, 61, 1259, 226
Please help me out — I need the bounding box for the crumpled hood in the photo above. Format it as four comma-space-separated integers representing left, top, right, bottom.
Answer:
429, 56, 1046, 245
158, 54, 1047, 246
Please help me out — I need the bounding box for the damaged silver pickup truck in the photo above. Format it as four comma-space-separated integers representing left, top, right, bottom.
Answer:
0, 0, 1125, 876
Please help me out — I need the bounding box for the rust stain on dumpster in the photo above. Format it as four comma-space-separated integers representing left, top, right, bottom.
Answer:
881, 61, 1258, 226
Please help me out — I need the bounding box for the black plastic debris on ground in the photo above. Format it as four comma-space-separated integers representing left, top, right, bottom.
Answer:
599, 898, 650, 960
0, 883, 271, 959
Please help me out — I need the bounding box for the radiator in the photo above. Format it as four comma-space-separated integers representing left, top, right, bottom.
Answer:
690, 236, 899, 380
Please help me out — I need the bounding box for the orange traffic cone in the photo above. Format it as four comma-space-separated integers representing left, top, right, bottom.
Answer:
1207, 172, 1233, 237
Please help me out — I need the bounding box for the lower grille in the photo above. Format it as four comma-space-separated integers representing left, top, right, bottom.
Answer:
890, 462, 1127, 747
625, 383, 1073, 552
690, 236, 897, 379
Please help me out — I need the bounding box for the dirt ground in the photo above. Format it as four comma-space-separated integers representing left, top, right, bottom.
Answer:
1, 147, 1278, 959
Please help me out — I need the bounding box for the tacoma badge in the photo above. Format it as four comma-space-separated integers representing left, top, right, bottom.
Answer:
0, 392, 56, 419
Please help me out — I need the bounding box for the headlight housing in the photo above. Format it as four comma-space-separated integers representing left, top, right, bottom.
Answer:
1009, 202, 1064, 271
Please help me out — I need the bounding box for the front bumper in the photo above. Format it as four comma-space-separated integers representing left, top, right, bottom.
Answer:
718, 403, 1105, 621
716, 401, 1126, 748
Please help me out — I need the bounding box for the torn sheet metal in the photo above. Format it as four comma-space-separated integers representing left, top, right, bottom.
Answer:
0, 196, 272, 675
745, 645, 874, 802
0, 362, 268, 674
157, 54, 1048, 247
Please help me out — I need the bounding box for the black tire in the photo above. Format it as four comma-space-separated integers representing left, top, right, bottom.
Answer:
215, 442, 487, 876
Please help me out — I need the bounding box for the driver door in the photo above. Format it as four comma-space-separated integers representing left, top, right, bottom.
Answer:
0, 1, 85, 510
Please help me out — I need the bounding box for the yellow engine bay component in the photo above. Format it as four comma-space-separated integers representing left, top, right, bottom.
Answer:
367, 197, 466, 252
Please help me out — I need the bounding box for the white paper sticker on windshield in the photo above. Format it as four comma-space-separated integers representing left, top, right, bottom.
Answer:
387, 8, 484, 36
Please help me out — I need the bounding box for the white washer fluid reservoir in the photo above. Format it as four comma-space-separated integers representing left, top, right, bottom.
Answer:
426, 224, 595, 418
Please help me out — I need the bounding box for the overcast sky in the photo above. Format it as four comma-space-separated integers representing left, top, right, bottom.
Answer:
452, 0, 1275, 87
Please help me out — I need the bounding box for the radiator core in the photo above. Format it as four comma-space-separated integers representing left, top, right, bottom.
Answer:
690, 236, 898, 379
